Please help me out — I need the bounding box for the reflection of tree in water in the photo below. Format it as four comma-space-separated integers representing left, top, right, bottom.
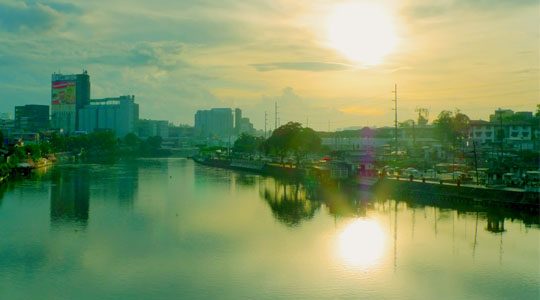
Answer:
234, 174, 256, 187
260, 179, 320, 227
0, 180, 12, 208
50, 166, 90, 227
316, 187, 372, 218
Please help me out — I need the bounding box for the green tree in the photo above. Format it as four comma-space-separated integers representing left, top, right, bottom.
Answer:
265, 122, 321, 165
146, 136, 162, 149
50, 133, 67, 152
123, 133, 140, 147
290, 127, 321, 165
233, 133, 264, 154
24, 144, 41, 162
8, 147, 26, 167
433, 110, 470, 144
88, 131, 117, 151
265, 122, 302, 164
40, 142, 52, 156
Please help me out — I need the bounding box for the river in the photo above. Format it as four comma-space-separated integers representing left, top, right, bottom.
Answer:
0, 158, 538, 299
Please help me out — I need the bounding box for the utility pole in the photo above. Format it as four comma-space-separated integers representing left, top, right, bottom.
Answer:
412, 120, 416, 147
499, 112, 504, 161
264, 111, 267, 138
473, 141, 479, 185
274, 102, 278, 130
392, 84, 398, 158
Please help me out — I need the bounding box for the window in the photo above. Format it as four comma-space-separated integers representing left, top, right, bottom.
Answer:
475, 132, 482, 137
485, 132, 492, 137
522, 132, 529, 137
511, 132, 518, 137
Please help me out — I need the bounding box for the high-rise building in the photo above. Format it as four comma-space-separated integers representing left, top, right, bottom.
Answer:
194, 108, 233, 137
78, 95, 139, 138
137, 119, 169, 139
235, 108, 242, 133
234, 108, 255, 135
51, 71, 91, 133
14, 105, 50, 131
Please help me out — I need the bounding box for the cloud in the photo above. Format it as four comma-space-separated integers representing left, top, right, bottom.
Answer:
86, 41, 187, 70
250, 61, 351, 72
403, 0, 538, 20
403, 4, 450, 19
0, 2, 63, 32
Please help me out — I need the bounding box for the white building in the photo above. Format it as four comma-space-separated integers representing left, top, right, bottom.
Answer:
194, 108, 234, 137
78, 95, 139, 138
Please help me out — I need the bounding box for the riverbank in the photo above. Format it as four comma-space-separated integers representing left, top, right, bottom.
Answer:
374, 178, 539, 211
193, 156, 539, 210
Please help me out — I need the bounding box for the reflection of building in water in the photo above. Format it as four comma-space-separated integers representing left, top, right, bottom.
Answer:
259, 178, 320, 227
50, 167, 90, 227
115, 163, 139, 207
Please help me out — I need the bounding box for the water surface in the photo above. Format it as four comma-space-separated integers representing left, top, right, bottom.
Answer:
0, 159, 538, 299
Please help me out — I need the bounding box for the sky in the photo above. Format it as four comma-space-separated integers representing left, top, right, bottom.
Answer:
0, 0, 538, 131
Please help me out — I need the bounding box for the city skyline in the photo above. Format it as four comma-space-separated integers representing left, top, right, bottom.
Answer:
0, 0, 538, 131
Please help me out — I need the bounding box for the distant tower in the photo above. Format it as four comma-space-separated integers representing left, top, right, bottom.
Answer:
51, 71, 90, 133
235, 108, 242, 134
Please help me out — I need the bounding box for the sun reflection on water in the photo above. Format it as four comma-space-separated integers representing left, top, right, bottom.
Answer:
338, 219, 385, 268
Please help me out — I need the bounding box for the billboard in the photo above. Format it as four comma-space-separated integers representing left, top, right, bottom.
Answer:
52, 81, 76, 105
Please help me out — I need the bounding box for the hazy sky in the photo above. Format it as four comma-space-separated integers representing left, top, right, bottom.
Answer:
0, 0, 538, 131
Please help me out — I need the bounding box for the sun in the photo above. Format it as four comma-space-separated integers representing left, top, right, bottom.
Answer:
326, 3, 398, 65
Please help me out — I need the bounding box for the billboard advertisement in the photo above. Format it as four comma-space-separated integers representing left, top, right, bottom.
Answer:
52, 81, 76, 105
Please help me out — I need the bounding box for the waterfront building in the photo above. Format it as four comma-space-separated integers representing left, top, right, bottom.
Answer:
78, 95, 139, 138
14, 104, 50, 131
468, 109, 539, 150
51, 71, 91, 134
194, 108, 234, 137
138, 119, 169, 139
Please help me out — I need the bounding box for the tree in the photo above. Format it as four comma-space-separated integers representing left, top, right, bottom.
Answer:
88, 131, 117, 151
535, 104, 540, 118
399, 119, 415, 128
24, 144, 41, 161
146, 136, 163, 149
123, 133, 140, 147
433, 110, 470, 145
233, 133, 264, 154
50, 132, 67, 152
8, 147, 26, 167
290, 127, 321, 165
265, 122, 321, 165
415, 107, 429, 126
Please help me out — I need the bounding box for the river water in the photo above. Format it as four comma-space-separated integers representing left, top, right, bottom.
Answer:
0, 158, 538, 299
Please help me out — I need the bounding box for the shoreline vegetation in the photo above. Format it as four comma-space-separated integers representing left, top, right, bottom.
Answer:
0, 131, 170, 181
